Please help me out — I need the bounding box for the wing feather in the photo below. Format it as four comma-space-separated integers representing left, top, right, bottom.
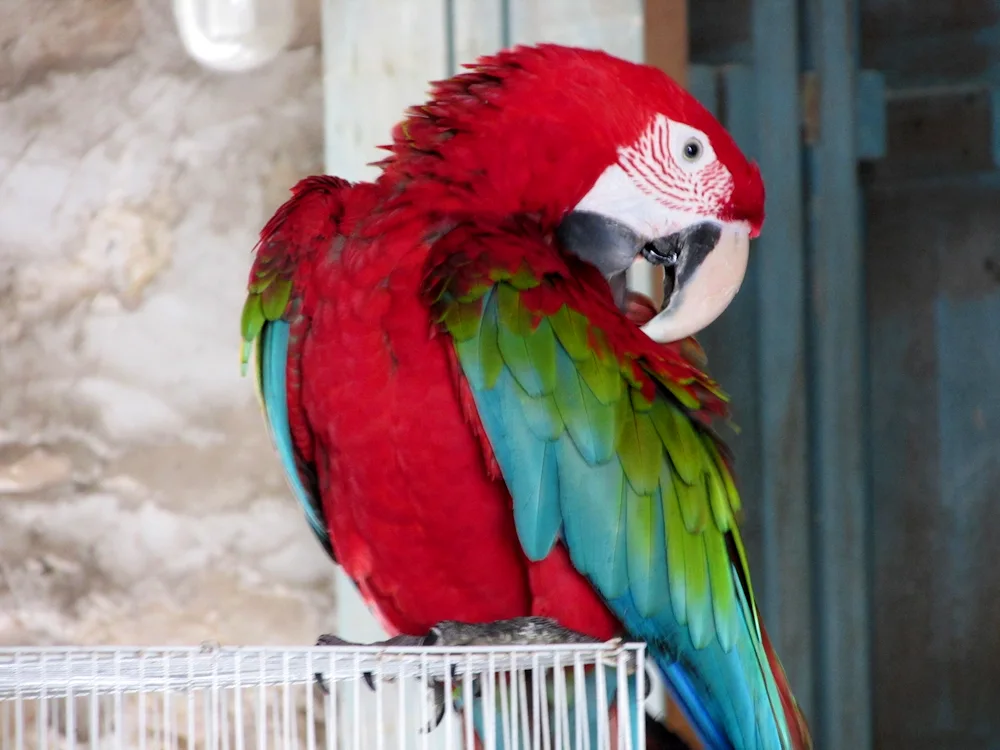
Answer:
428, 231, 801, 748
240, 175, 350, 560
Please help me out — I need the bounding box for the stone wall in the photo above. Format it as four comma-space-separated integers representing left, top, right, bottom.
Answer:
0, 0, 336, 647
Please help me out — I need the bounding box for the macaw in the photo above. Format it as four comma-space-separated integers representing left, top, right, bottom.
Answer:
240, 43, 812, 750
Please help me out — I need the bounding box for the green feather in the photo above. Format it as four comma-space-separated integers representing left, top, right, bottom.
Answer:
454, 290, 503, 392
706, 462, 735, 533
497, 288, 556, 397
729, 531, 760, 635
248, 269, 274, 293
260, 277, 293, 321
626, 491, 655, 610
443, 298, 483, 341
674, 470, 709, 534
455, 336, 482, 385
627, 489, 669, 618
242, 267, 294, 378
650, 400, 701, 486
479, 296, 504, 389
707, 439, 743, 516
615, 397, 662, 495
509, 263, 541, 290
683, 530, 715, 650
553, 354, 618, 465
241, 293, 265, 343
456, 282, 493, 303
240, 340, 253, 377
578, 350, 623, 405
549, 304, 592, 361
525, 318, 558, 393
496, 283, 535, 335
662, 465, 688, 626
630, 386, 654, 413
660, 378, 701, 410
705, 527, 738, 651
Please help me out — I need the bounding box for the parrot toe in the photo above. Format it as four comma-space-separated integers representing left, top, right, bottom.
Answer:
312, 632, 432, 694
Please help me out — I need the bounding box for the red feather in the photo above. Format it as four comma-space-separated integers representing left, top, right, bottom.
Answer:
250, 37, 764, 673
250, 175, 352, 505
761, 623, 814, 749
243, 40, 813, 749
250, 168, 630, 640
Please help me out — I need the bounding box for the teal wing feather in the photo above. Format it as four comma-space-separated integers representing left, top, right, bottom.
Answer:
240, 175, 349, 559
431, 258, 795, 750
251, 319, 330, 555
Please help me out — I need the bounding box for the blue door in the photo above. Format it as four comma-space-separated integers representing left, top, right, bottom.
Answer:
683, 0, 1000, 747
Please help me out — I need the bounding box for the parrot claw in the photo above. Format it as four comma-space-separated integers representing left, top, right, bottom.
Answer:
422, 681, 448, 734
312, 632, 431, 695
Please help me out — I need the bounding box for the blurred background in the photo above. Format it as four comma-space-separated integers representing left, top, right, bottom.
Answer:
0, 1, 997, 749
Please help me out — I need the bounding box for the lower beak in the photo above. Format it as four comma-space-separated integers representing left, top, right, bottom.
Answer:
639, 221, 750, 344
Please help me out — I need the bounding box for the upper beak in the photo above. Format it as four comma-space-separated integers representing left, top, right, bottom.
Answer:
556, 212, 750, 345
639, 221, 750, 343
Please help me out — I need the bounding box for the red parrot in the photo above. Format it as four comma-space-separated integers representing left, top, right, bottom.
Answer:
241, 43, 811, 750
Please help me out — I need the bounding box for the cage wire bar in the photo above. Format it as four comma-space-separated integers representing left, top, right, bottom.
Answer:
0, 644, 647, 750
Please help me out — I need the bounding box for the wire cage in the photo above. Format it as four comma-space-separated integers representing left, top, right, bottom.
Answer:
0, 644, 649, 750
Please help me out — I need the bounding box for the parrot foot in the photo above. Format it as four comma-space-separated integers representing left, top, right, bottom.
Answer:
313, 617, 637, 734
420, 616, 619, 732
428, 616, 607, 648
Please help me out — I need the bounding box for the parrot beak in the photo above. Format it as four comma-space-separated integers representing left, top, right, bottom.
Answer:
639, 221, 750, 343
554, 212, 750, 343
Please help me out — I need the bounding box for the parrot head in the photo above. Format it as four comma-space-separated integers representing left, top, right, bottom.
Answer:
554, 76, 764, 344
385, 43, 765, 343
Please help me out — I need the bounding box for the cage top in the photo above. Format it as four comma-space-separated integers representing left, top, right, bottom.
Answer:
0, 643, 647, 701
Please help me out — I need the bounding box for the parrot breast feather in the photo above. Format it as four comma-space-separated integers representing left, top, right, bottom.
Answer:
424, 222, 797, 749
240, 175, 351, 559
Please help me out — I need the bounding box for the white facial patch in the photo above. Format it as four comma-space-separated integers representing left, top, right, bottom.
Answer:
619, 114, 734, 218
574, 115, 735, 240
573, 163, 678, 239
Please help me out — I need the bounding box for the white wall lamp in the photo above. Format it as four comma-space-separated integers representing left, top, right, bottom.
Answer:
173, 0, 296, 73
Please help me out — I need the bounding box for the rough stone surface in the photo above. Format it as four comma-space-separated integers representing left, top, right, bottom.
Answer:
0, 0, 335, 647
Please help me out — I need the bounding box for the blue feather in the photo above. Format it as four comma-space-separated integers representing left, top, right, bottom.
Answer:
556, 437, 629, 598
472, 367, 562, 562
257, 320, 328, 550
450, 285, 794, 749
610, 587, 785, 750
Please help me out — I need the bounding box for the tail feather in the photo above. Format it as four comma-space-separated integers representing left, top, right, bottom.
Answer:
241, 175, 351, 560
649, 620, 812, 750
622, 541, 810, 750
759, 626, 812, 750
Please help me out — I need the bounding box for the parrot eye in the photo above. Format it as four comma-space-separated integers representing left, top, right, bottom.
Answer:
682, 138, 703, 162
663, 119, 717, 174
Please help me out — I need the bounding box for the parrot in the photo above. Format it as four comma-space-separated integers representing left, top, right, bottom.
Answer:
240, 43, 812, 750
